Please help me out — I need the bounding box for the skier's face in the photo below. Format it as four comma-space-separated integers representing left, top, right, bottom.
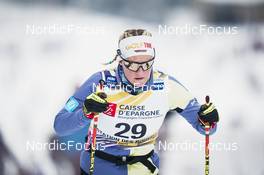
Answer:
121, 55, 153, 87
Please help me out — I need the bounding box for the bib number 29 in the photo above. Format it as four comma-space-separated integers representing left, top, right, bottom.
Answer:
114, 123, 146, 139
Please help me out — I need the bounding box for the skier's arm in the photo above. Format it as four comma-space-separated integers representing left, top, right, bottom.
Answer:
168, 76, 217, 135
54, 72, 102, 136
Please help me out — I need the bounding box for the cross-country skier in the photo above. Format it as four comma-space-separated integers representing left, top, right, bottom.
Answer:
54, 29, 219, 175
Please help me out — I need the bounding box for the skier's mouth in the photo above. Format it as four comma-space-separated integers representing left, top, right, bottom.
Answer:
135, 77, 144, 80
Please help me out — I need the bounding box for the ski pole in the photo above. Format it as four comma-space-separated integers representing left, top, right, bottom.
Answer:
89, 80, 106, 175
204, 95, 211, 175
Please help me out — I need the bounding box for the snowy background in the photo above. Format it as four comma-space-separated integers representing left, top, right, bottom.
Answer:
0, 0, 264, 175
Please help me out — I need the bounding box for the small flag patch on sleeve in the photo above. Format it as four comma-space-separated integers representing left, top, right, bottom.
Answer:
65, 97, 79, 112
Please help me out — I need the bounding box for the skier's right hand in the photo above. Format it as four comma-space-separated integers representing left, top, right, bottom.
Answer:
83, 92, 108, 118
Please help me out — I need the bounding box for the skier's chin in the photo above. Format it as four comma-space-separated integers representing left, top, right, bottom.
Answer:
133, 79, 146, 87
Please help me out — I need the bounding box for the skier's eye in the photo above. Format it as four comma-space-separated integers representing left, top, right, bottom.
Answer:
142, 60, 154, 71
119, 48, 155, 72
123, 58, 155, 72
123, 61, 131, 67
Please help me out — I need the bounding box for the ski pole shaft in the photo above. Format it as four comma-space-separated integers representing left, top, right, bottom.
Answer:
89, 80, 105, 175
89, 115, 98, 175
205, 125, 210, 175
205, 95, 210, 175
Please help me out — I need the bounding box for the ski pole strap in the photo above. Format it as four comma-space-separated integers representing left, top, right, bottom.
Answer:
87, 148, 156, 173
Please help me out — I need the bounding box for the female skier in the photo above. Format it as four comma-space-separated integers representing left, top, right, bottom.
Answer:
54, 29, 219, 175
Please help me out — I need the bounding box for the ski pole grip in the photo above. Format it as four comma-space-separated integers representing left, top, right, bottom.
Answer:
205, 95, 211, 127
97, 92, 107, 99
90, 80, 107, 117
205, 95, 210, 104
97, 79, 107, 99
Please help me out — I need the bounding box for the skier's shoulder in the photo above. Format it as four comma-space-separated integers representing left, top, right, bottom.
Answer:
160, 72, 194, 110
153, 70, 187, 89
83, 68, 116, 84
153, 69, 169, 80
73, 69, 115, 99
82, 71, 102, 86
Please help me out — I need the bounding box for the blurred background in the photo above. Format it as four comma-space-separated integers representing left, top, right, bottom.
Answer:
0, 0, 264, 174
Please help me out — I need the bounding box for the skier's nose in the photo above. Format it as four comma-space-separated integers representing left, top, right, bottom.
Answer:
136, 66, 144, 73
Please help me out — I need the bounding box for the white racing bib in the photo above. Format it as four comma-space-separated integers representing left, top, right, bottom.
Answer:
96, 79, 170, 146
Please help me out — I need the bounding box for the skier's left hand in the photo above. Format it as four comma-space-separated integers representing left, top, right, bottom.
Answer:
198, 102, 219, 126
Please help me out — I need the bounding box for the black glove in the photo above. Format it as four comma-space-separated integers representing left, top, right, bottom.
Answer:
83, 92, 108, 117
198, 102, 219, 126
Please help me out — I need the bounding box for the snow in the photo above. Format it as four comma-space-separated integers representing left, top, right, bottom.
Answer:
0, 1, 264, 175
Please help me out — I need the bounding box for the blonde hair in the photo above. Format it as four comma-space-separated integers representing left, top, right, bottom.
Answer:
118, 29, 152, 43
104, 29, 152, 65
